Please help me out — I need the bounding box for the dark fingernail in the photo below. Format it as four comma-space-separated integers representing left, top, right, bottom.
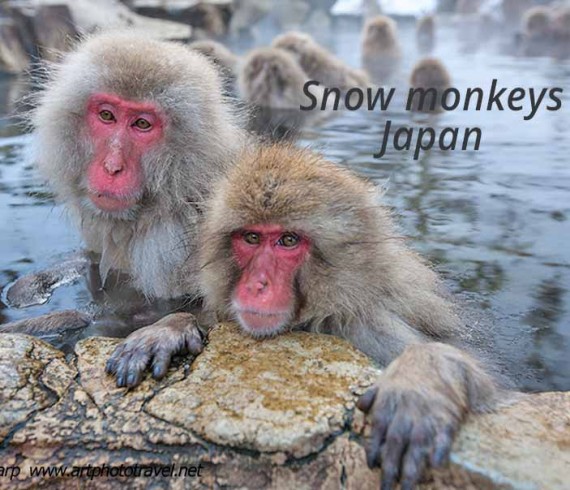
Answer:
126, 372, 139, 387
117, 374, 127, 388
380, 475, 395, 490
366, 446, 380, 469
432, 446, 450, 467
105, 359, 116, 374
153, 363, 167, 380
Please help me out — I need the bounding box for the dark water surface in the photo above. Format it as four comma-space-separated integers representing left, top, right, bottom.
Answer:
0, 18, 569, 391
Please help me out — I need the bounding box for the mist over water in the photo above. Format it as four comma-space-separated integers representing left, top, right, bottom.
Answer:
0, 15, 569, 391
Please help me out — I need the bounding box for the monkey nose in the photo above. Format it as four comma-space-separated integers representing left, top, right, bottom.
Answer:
250, 279, 268, 295
104, 160, 124, 175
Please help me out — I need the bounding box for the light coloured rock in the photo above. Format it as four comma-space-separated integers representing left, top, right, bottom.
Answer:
0, 20, 30, 74
29, 0, 192, 40
0, 324, 568, 489
147, 323, 378, 457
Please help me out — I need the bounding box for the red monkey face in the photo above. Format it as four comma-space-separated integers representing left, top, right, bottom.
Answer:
85, 93, 165, 213
231, 224, 310, 337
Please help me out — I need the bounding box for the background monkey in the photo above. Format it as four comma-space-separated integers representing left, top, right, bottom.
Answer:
238, 47, 323, 110
198, 143, 499, 490
5, 32, 245, 386
272, 31, 370, 92
416, 14, 436, 53
361, 15, 402, 83
188, 39, 239, 90
409, 57, 452, 113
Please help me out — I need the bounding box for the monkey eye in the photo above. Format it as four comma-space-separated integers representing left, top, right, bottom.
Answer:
99, 110, 115, 122
278, 233, 299, 248
243, 232, 260, 245
133, 118, 152, 131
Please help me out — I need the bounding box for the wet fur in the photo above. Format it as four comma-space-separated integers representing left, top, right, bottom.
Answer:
28, 32, 246, 299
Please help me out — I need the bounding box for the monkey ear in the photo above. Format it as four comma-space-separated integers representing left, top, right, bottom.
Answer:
356, 385, 379, 413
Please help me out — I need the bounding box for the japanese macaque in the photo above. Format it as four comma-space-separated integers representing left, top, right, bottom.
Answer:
409, 57, 452, 113
189, 3, 228, 39
552, 7, 570, 58
199, 143, 499, 489
416, 15, 436, 53
188, 39, 239, 90
361, 16, 402, 83
272, 32, 370, 92
4, 32, 245, 386
238, 47, 322, 110
520, 7, 553, 56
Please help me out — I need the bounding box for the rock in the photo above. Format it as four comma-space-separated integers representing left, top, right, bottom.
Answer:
31, 4, 79, 62
131, 0, 232, 39
16, 0, 192, 41
0, 324, 568, 489
0, 20, 30, 75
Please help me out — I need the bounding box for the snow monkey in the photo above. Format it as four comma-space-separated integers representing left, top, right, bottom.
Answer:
409, 57, 452, 113
3, 32, 245, 383
198, 144, 499, 490
361, 15, 402, 82
238, 47, 323, 110
272, 31, 370, 92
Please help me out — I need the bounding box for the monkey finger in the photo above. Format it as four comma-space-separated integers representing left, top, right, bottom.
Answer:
400, 426, 430, 490
184, 328, 204, 356
379, 415, 413, 489
365, 405, 392, 468
115, 350, 151, 388
151, 351, 173, 380
357, 385, 379, 413
430, 424, 456, 468
105, 344, 126, 375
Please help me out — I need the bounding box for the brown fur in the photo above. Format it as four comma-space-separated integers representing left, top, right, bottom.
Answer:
409, 57, 452, 113
417, 15, 436, 52
362, 16, 401, 58
238, 47, 323, 109
523, 6, 552, 38
30, 31, 245, 299
201, 144, 461, 362
361, 16, 402, 82
199, 143, 499, 487
272, 32, 370, 92
188, 39, 239, 77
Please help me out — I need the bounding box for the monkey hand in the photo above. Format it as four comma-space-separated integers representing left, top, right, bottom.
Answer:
105, 312, 203, 388
356, 343, 495, 490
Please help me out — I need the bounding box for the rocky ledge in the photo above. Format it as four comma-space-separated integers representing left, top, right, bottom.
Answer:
0, 324, 568, 489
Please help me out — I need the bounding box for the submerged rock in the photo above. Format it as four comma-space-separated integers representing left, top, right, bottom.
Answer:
0, 324, 568, 489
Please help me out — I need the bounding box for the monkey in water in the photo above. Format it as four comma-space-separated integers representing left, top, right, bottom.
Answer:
4, 32, 245, 381
238, 47, 324, 110
194, 143, 499, 489
409, 57, 452, 113
361, 16, 402, 83
519, 6, 553, 57
416, 15, 436, 53
272, 31, 370, 93
188, 39, 239, 90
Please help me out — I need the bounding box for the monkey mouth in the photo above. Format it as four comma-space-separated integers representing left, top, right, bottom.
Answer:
234, 308, 291, 337
88, 191, 139, 213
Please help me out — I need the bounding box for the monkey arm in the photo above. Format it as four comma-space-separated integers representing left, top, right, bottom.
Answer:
357, 342, 499, 490
105, 312, 203, 388
4, 252, 90, 308
0, 310, 91, 335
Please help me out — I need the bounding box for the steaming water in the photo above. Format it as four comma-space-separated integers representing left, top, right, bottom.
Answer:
0, 18, 569, 391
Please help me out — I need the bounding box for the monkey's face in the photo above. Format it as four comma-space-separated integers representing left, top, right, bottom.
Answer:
83, 93, 165, 216
229, 224, 310, 337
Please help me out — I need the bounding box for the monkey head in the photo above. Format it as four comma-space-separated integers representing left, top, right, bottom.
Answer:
271, 32, 320, 71
200, 144, 392, 338
32, 32, 239, 221
238, 47, 310, 109
410, 57, 451, 91
362, 15, 399, 52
